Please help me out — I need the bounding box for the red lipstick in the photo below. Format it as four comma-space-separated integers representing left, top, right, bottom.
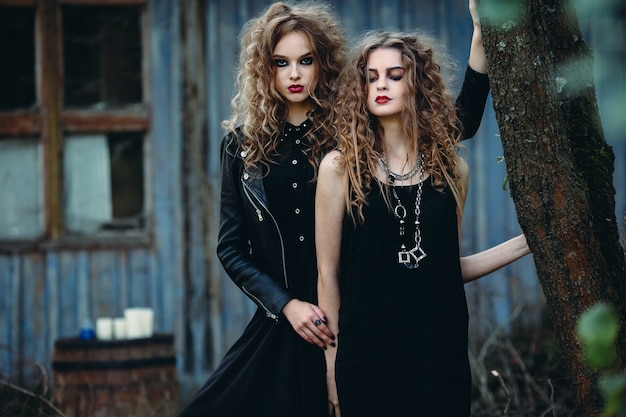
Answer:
288, 84, 304, 93
375, 95, 390, 104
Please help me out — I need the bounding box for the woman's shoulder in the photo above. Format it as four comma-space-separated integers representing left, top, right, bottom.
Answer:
319, 149, 343, 175
320, 149, 341, 166
455, 154, 468, 178
318, 149, 343, 182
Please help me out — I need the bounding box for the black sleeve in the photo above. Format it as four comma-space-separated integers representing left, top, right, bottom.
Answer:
216, 135, 293, 321
455, 65, 491, 140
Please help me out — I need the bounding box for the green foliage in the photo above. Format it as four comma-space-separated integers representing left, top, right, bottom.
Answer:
600, 374, 626, 417
577, 303, 619, 369
479, 0, 522, 28
576, 303, 626, 417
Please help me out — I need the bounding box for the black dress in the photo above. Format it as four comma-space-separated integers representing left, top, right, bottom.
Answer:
335, 180, 470, 417
177, 121, 327, 417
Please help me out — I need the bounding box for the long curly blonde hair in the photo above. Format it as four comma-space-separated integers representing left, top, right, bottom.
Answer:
223, 2, 347, 175
336, 31, 464, 223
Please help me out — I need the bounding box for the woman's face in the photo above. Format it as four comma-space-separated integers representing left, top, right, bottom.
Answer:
365, 47, 407, 120
272, 31, 317, 110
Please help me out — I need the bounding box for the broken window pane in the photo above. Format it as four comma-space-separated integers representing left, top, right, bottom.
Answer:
0, 139, 44, 239
64, 134, 113, 233
64, 133, 144, 234
0, 7, 36, 110
62, 6, 143, 108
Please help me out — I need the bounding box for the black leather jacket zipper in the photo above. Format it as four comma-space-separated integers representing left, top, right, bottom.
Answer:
241, 178, 289, 290
241, 286, 279, 321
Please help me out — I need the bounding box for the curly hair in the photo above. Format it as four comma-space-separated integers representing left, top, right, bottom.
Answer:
222, 2, 347, 176
335, 30, 464, 223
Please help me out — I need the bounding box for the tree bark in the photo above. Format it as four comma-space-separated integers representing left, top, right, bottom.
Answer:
479, 0, 626, 415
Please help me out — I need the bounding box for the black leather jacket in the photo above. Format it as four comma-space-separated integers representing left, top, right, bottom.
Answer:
216, 132, 293, 322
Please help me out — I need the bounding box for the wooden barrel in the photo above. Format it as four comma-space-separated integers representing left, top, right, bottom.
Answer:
52, 333, 180, 417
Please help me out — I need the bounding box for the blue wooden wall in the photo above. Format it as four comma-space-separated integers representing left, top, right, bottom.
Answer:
0, 0, 623, 404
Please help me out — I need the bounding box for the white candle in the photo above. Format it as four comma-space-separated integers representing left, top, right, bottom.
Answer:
113, 317, 126, 340
140, 308, 154, 338
95, 317, 113, 340
124, 308, 143, 339
123, 307, 155, 338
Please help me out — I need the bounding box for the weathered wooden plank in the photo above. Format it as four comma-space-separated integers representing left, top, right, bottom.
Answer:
9, 255, 21, 379
61, 110, 150, 133
39, 0, 63, 239
26, 253, 49, 382
90, 250, 119, 319
75, 251, 90, 333
0, 113, 41, 136
145, 250, 162, 330
128, 248, 151, 307
0, 255, 17, 376
181, 0, 214, 383
59, 0, 145, 5
45, 252, 60, 357
205, 0, 225, 370
15, 254, 42, 386
148, 0, 184, 368
58, 252, 78, 338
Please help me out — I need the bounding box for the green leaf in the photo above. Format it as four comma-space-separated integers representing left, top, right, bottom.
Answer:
577, 303, 619, 345
599, 372, 626, 416
576, 303, 619, 369
585, 343, 618, 370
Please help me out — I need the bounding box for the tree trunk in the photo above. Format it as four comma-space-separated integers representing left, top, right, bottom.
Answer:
479, 0, 626, 415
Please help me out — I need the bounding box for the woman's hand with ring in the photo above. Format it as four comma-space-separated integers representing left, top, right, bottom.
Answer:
282, 299, 336, 348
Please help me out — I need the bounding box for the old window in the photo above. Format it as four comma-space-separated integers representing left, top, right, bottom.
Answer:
0, 7, 36, 111
62, 5, 143, 108
0, 139, 44, 239
0, 0, 149, 245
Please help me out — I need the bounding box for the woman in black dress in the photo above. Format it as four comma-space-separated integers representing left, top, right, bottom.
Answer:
178, 3, 345, 416
178, 1, 495, 416
315, 30, 530, 417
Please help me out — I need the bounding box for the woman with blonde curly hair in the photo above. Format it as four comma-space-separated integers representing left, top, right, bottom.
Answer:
178, 3, 344, 416
315, 30, 530, 416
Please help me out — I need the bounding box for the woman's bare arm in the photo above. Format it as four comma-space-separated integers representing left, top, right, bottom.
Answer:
461, 234, 530, 283
315, 150, 346, 417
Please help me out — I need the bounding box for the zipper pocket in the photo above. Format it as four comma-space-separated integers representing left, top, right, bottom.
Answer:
242, 185, 264, 222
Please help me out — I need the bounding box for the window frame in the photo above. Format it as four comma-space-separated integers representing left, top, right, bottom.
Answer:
0, 0, 152, 250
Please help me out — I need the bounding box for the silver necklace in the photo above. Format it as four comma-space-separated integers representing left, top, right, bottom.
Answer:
390, 154, 426, 269
378, 156, 422, 183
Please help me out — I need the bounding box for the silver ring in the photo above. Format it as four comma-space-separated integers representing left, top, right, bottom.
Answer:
314, 319, 322, 326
